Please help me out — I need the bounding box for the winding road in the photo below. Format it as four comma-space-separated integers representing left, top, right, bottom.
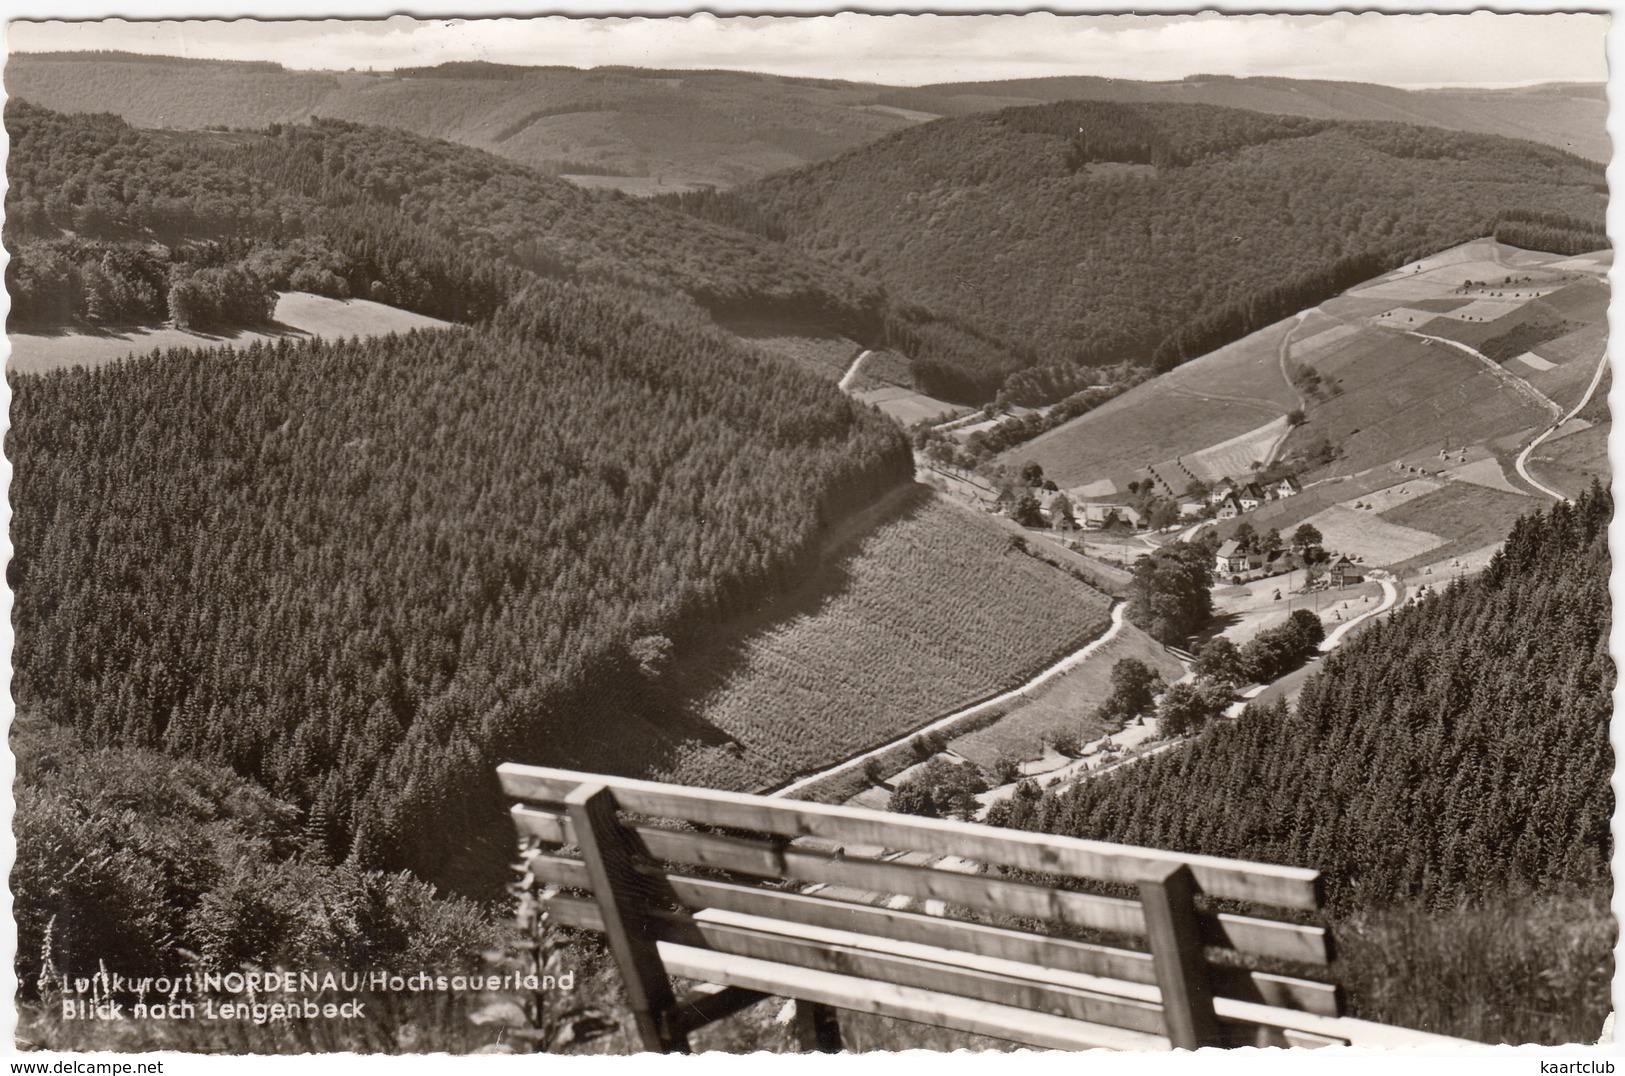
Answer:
1514, 341, 1611, 503
1318, 576, 1399, 650
768, 601, 1128, 798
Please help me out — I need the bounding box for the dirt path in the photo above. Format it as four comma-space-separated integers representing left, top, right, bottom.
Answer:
1318, 576, 1399, 650
1516, 340, 1611, 503
1277, 310, 1313, 411
837, 348, 875, 391
769, 601, 1128, 798
1401, 329, 1562, 419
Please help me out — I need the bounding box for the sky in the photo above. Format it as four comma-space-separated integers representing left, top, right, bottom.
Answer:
3, 7, 1611, 88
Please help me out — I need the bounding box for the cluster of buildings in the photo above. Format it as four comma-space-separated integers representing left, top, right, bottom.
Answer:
1213, 543, 1364, 587
1205, 475, 1301, 519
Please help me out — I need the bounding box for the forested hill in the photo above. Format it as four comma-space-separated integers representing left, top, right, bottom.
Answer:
8, 101, 1021, 377
4, 101, 885, 336
666, 101, 1607, 399
9, 278, 913, 898
992, 483, 1612, 915
5, 52, 1606, 194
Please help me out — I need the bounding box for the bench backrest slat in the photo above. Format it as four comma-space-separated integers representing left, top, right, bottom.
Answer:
503, 763, 1348, 1051
522, 850, 1342, 1018
499, 764, 1323, 911
513, 802, 1332, 965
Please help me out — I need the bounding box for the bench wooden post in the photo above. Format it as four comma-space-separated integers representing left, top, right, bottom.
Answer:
566, 783, 690, 1053
1137, 862, 1221, 1050
794, 1000, 843, 1052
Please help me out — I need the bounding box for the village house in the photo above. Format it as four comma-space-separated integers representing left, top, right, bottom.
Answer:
1272, 475, 1302, 498
1213, 493, 1243, 519
1330, 554, 1364, 587
1239, 483, 1268, 511
1215, 539, 1252, 574
1207, 481, 1237, 507
1178, 500, 1206, 519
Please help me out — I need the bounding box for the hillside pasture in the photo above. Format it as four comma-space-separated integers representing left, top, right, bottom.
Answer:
1291, 318, 1363, 354
1008, 314, 1297, 486
1356, 477, 1444, 513
1523, 321, 1608, 405
1155, 314, 1301, 409
660, 488, 1113, 791
1185, 415, 1292, 482
1547, 250, 1612, 274
7, 292, 453, 375
1282, 328, 1550, 476
948, 621, 1182, 769
1527, 316, 1605, 367
1442, 456, 1527, 496
1512, 352, 1558, 372
1380, 481, 1538, 577
1523, 423, 1611, 502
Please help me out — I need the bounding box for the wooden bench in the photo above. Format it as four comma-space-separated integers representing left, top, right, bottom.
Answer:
499, 764, 1458, 1052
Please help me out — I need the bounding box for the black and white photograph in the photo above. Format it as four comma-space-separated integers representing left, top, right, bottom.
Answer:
1, 3, 1614, 1064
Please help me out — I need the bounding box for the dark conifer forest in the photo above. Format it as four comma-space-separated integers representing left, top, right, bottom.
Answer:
992, 485, 1612, 914
665, 101, 1608, 400
7, 101, 916, 910
10, 282, 912, 895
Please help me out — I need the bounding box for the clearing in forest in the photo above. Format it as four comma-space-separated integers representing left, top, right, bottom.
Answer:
658, 486, 1114, 792
853, 384, 961, 425
726, 324, 862, 382
7, 292, 453, 375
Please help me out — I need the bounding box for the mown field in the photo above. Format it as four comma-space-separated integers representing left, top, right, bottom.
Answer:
1281, 328, 1550, 476
6, 291, 452, 375
660, 487, 1113, 790
852, 384, 962, 426
1381, 482, 1537, 578
949, 620, 1182, 769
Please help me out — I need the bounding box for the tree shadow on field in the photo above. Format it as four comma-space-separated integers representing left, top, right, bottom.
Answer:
1189, 611, 1244, 650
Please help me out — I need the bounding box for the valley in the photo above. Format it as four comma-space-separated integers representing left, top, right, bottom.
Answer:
1007, 238, 1608, 580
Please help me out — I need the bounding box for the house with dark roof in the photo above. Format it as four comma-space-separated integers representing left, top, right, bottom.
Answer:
1330, 555, 1364, 587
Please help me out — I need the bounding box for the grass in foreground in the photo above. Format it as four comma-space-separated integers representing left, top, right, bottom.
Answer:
1337, 885, 1613, 1046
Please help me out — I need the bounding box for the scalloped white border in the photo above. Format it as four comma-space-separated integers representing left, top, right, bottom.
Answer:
0, 4, 1615, 1074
